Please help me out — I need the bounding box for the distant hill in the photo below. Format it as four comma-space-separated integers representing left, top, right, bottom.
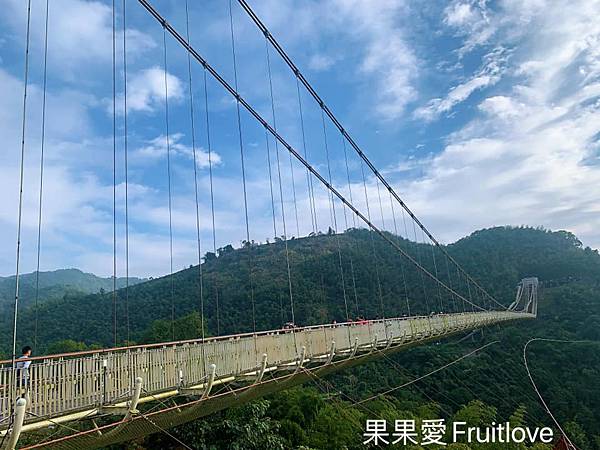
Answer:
0, 268, 146, 309
0, 269, 146, 341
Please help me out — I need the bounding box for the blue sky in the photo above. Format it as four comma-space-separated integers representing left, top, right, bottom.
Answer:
1, 0, 599, 277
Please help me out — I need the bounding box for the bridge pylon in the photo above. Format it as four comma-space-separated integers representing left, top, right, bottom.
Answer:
509, 277, 539, 316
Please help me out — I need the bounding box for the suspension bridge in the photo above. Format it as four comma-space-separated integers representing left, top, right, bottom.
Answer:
1, 1, 538, 448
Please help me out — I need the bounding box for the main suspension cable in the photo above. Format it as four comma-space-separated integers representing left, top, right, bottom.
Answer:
235, 0, 503, 311
137, 0, 487, 312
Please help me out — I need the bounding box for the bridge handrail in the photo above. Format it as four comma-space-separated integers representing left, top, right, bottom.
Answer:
0, 312, 483, 366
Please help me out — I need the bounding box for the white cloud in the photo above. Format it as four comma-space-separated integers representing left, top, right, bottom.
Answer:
443, 0, 496, 56
308, 53, 337, 71
1, 0, 155, 78
125, 67, 184, 113
414, 47, 509, 122
249, 0, 419, 120
478, 95, 525, 120
136, 133, 221, 169
394, 0, 600, 249
444, 2, 477, 27
336, 0, 418, 120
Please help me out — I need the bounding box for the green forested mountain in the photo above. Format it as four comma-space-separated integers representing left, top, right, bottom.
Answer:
146, 226, 600, 450
3, 226, 598, 355
5, 227, 600, 449
0, 268, 146, 310
0, 269, 146, 351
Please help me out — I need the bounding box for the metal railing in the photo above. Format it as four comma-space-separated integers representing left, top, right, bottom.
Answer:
0, 310, 531, 427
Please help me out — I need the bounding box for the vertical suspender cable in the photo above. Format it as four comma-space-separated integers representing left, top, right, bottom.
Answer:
162, 26, 176, 340
341, 138, 360, 316
456, 265, 466, 313
321, 111, 349, 323
34, 0, 50, 350
419, 227, 439, 315
271, 58, 301, 239
203, 68, 220, 335
360, 160, 385, 322
265, 39, 296, 331
375, 180, 390, 313
427, 232, 443, 312
400, 202, 417, 314
235, 0, 503, 311
389, 191, 411, 316
376, 180, 386, 230
412, 220, 429, 313
444, 254, 458, 312
122, 1, 133, 390
263, 105, 281, 319
264, 128, 277, 238
466, 276, 475, 313
296, 78, 317, 234
185, 0, 206, 347
137, 0, 487, 313
295, 75, 320, 324
122, 0, 131, 345
228, 0, 257, 337
111, 0, 118, 348
289, 145, 301, 238
11, 0, 32, 389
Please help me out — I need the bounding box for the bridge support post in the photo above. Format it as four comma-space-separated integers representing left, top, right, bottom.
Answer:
294, 346, 306, 373
385, 333, 394, 350
202, 364, 216, 399
3, 398, 26, 450
370, 334, 378, 353
255, 354, 268, 384
349, 338, 359, 358
326, 341, 336, 365
125, 377, 143, 418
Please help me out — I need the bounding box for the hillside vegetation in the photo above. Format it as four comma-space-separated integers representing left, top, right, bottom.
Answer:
3, 226, 599, 355
4, 226, 600, 449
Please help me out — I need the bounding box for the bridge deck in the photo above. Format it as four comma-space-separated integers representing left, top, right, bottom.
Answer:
0, 310, 532, 431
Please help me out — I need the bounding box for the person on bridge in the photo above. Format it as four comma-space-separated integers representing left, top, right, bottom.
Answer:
16, 346, 32, 390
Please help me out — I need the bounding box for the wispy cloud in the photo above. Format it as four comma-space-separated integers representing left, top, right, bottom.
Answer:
396, 0, 600, 248
2, 0, 155, 78
414, 47, 510, 122
308, 53, 337, 72
136, 133, 221, 169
